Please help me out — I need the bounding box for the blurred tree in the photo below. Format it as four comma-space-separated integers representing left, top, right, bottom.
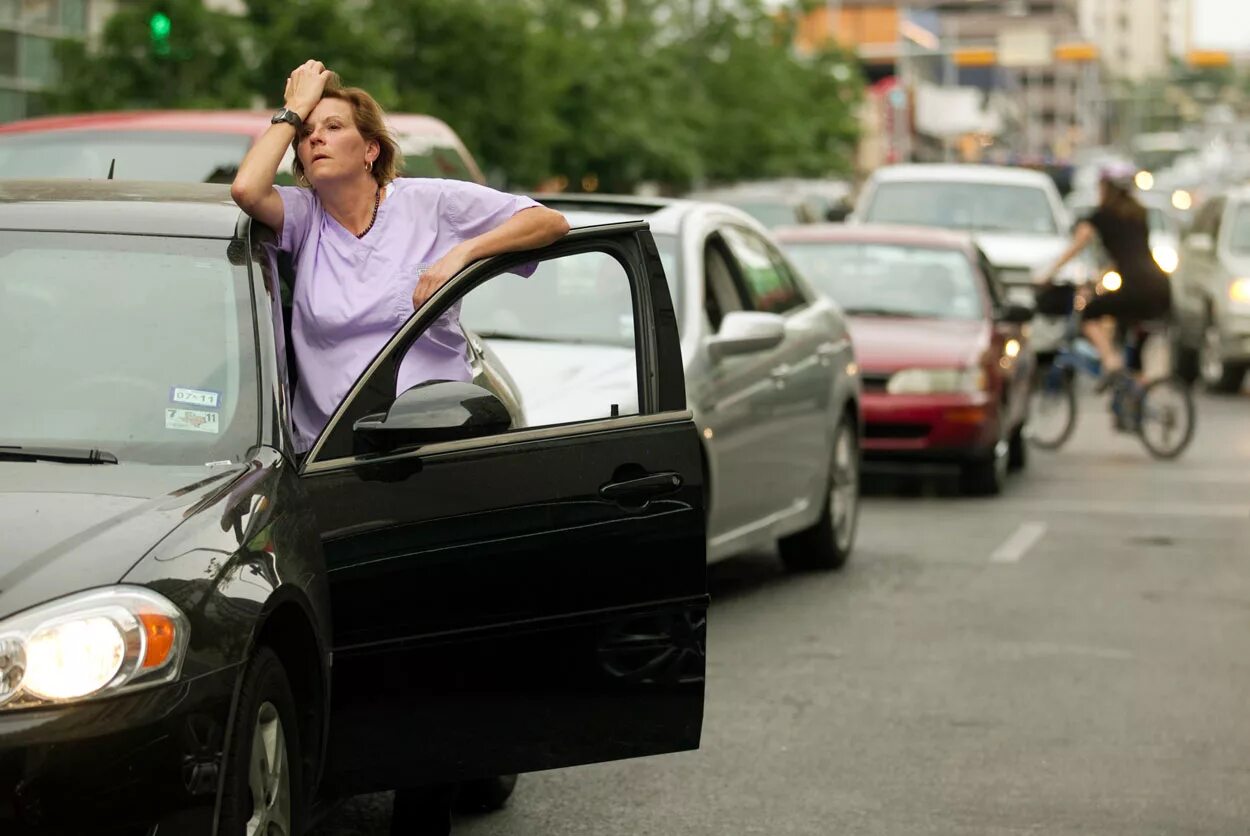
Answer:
49, 0, 256, 111
45, 0, 863, 193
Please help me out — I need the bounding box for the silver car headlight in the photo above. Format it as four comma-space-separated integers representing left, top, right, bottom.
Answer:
1229, 278, 1250, 312
1152, 245, 1179, 274
0, 587, 189, 709
887, 368, 986, 395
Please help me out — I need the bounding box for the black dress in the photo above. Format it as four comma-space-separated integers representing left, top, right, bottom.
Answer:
1081, 206, 1172, 324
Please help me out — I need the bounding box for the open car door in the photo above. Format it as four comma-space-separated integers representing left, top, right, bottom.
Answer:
302, 222, 707, 794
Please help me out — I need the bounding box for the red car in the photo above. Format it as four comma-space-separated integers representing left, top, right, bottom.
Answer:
776, 224, 1035, 494
0, 109, 484, 184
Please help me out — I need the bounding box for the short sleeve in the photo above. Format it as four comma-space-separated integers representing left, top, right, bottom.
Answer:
1082, 207, 1106, 238
275, 185, 317, 258
445, 180, 541, 241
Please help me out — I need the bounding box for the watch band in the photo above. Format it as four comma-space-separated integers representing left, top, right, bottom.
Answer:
272, 108, 302, 130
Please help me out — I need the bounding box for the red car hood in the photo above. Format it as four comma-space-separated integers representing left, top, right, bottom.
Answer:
848, 316, 989, 372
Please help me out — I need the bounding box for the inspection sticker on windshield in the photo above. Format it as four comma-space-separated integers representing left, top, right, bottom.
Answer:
166, 408, 220, 434
170, 387, 221, 409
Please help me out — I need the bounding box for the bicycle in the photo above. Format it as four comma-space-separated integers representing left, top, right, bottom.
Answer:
1027, 303, 1195, 459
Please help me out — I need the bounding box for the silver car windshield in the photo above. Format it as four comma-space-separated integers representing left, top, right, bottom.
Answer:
783, 242, 983, 321
0, 231, 259, 466
865, 181, 1059, 235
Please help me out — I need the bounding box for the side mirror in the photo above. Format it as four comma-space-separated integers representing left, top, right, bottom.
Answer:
1187, 232, 1214, 253
707, 311, 786, 361
353, 380, 512, 453
996, 303, 1035, 324
825, 201, 852, 223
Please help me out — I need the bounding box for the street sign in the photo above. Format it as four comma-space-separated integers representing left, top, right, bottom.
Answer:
1054, 42, 1098, 63
1187, 50, 1231, 67
997, 27, 1053, 68
953, 48, 996, 67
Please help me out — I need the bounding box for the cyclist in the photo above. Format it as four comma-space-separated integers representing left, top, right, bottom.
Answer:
1034, 161, 1172, 384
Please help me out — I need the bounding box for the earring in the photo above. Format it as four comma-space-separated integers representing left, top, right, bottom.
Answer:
365, 160, 373, 172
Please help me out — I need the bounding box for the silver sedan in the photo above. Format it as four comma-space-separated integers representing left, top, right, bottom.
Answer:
461, 195, 862, 571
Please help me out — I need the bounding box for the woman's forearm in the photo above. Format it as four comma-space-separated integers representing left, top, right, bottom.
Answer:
230, 122, 297, 210
460, 207, 570, 261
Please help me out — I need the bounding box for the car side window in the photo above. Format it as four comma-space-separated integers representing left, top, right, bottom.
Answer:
1210, 199, 1226, 246
975, 248, 1004, 308
308, 245, 646, 463
1192, 198, 1221, 239
703, 236, 746, 332
719, 226, 805, 315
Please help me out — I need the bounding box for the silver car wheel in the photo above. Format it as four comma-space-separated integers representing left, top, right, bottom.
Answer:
1200, 322, 1224, 386
830, 427, 858, 553
246, 701, 291, 836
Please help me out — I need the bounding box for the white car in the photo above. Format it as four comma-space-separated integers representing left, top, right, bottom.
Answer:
852, 164, 1096, 353
460, 194, 862, 570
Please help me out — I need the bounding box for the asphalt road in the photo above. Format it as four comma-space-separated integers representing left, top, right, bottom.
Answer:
314, 388, 1250, 836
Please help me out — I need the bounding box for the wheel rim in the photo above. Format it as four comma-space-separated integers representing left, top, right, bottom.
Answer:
1139, 381, 1192, 456
246, 701, 291, 836
829, 428, 858, 551
1200, 324, 1224, 385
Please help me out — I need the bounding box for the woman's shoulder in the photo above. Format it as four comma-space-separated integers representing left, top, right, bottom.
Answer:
390, 177, 483, 195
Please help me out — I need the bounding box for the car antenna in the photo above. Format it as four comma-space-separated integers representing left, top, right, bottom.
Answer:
107, 159, 116, 180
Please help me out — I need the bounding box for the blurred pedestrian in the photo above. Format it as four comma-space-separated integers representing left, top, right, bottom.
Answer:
1034, 161, 1171, 382
230, 59, 568, 454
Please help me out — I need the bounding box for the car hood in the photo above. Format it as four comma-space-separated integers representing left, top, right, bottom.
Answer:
0, 462, 246, 620
974, 232, 1068, 270
848, 316, 988, 372
485, 340, 639, 427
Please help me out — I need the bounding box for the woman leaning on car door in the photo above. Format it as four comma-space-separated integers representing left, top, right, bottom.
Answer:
229, 60, 568, 835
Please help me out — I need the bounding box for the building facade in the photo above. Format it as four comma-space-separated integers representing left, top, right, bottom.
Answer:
1079, 0, 1190, 82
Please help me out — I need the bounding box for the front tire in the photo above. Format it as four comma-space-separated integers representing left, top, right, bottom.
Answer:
961, 439, 1008, 496
1007, 423, 1027, 472
1200, 321, 1246, 393
218, 646, 303, 836
779, 419, 859, 572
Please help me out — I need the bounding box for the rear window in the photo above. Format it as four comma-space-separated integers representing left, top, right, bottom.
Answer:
0, 131, 252, 182
864, 180, 1059, 236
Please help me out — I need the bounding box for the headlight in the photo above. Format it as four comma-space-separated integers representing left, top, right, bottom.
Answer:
1229, 278, 1250, 310
0, 587, 188, 709
1100, 270, 1123, 292
1152, 245, 1179, 274
1172, 190, 1193, 212
1135, 170, 1154, 191
887, 368, 986, 395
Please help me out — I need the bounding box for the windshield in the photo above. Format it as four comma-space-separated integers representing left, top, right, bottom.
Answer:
724, 200, 801, 229
782, 241, 984, 320
0, 232, 259, 466
0, 131, 253, 182
864, 181, 1059, 235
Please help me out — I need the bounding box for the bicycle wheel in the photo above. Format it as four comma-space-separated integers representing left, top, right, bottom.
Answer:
1027, 365, 1077, 450
1137, 376, 1195, 459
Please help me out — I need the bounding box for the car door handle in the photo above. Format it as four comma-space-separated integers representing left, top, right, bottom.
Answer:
599, 471, 683, 504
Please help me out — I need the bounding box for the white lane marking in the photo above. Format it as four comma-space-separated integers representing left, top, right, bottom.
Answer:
984, 500, 1250, 519
990, 522, 1048, 564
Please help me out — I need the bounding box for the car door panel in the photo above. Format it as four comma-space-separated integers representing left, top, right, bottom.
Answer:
304, 225, 707, 794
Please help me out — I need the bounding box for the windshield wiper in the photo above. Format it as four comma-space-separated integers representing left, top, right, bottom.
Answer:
0, 445, 119, 464
844, 307, 925, 318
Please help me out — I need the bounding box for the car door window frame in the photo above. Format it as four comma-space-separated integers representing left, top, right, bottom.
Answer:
703, 233, 749, 332
301, 224, 684, 471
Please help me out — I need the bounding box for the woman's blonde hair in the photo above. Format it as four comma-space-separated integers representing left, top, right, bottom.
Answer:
291, 73, 403, 188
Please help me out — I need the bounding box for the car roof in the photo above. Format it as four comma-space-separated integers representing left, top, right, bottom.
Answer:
0, 109, 464, 143
868, 163, 1056, 188
533, 193, 708, 236
773, 222, 976, 250
0, 179, 241, 237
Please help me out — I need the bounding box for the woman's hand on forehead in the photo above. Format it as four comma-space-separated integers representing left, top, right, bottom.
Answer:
285, 60, 333, 120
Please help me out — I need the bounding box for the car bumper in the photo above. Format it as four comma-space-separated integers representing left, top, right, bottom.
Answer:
861, 392, 1000, 467
0, 665, 238, 835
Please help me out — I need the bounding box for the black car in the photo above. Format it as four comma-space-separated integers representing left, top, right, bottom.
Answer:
0, 180, 708, 834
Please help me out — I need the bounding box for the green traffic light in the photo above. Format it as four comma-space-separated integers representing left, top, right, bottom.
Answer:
149, 12, 171, 40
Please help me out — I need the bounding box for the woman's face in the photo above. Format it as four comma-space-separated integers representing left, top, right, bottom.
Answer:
298, 97, 378, 186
